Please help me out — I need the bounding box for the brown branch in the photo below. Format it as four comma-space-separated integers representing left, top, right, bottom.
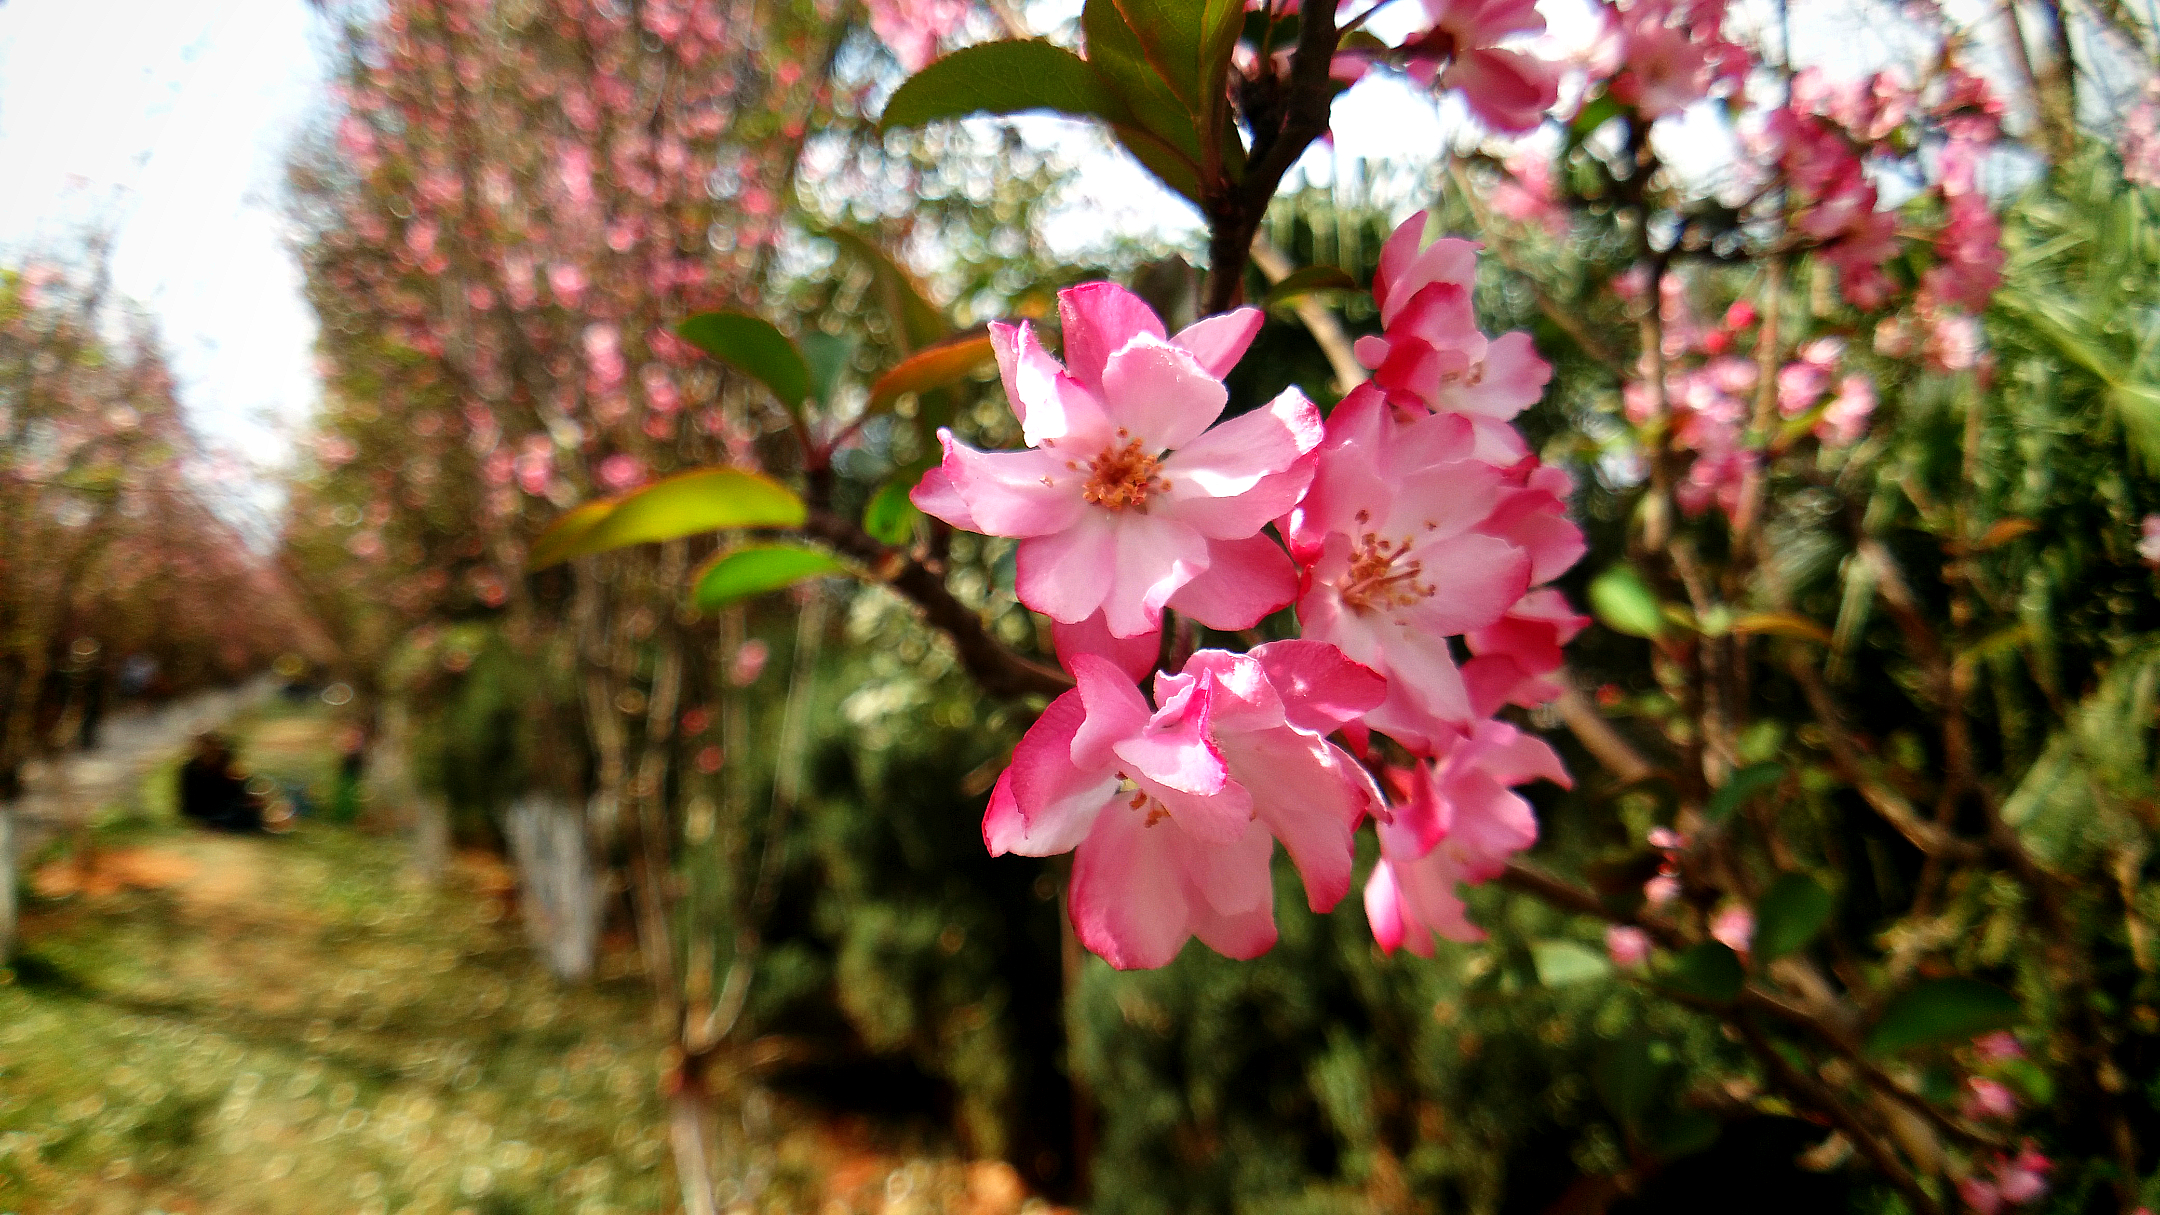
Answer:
1552, 681, 1656, 784
1203, 0, 1343, 313
801, 507, 1071, 699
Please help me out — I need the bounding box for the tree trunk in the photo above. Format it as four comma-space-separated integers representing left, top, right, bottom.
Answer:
504, 793, 600, 983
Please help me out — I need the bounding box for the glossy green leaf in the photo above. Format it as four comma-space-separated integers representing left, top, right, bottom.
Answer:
1533, 940, 1613, 987
877, 39, 1129, 133
1753, 872, 1833, 961
1865, 979, 2023, 1056
863, 477, 924, 546
691, 544, 849, 609
1082, 0, 1201, 156
1660, 942, 1744, 1004
799, 332, 855, 407
1589, 565, 1666, 639
530, 469, 806, 569
1265, 265, 1359, 305
1705, 762, 1783, 823
676, 313, 810, 411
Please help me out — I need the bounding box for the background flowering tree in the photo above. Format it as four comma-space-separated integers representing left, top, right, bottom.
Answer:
286, 0, 2160, 1210
0, 259, 308, 952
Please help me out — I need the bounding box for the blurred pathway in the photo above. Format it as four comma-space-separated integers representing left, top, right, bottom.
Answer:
0, 711, 1049, 1215
4, 677, 276, 861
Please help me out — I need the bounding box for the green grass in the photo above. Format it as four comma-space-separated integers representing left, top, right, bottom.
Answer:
0, 737, 683, 1214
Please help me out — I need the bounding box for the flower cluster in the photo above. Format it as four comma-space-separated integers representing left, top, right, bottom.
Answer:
916, 212, 1584, 967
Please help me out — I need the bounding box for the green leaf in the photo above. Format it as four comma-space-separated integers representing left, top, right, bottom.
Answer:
877, 39, 1128, 133
1865, 979, 2023, 1056
1753, 872, 1833, 961
799, 332, 855, 407
1265, 265, 1359, 306
677, 313, 810, 412
691, 544, 849, 609
863, 477, 924, 546
1594, 1037, 1663, 1127
1660, 942, 1744, 1004
822, 228, 951, 350
1588, 565, 1666, 639
530, 469, 806, 569
1705, 762, 1784, 823
1532, 940, 1614, 987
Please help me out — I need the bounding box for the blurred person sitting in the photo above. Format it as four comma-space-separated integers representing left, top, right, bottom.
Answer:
178, 733, 265, 833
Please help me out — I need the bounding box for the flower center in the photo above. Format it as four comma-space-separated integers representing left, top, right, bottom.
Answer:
1077, 434, 1167, 512
1117, 773, 1171, 826
1337, 531, 1433, 613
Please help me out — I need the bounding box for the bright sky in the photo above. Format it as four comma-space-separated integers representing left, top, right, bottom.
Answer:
0, 0, 332, 514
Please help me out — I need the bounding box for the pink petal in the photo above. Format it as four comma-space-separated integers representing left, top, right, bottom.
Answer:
1160, 388, 1323, 538
1098, 337, 1226, 452
1382, 458, 1510, 541
1170, 307, 1264, 378
938, 434, 1083, 537
1111, 673, 1228, 797
1014, 511, 1118, 624
1445, 47, 1559, 134
1390, 845, 1485, 948
992, 319, 1111, 448
1397, 531, 1533, 636
1057, 281, 1166, 395
1458, 330, 1551, 419
1070, 653, 1154, 771
1069, 806, 1192, 969
1373, 211, 1431, 319
1167, 649, 1280, 734
1364, 860, 1411, 955
1184, 823, 1280, 959
1053, 612, 1160, 683
1382, 236, 1479, 327
1102, 512, 1209, 638
909, 464, 978, 530
1475, 722, 1571, 789
1360, 623, 1476, 745
1165, 533, 1297, 631
1439, 770, 1538, 879
1002, 688, 1120, 855
1249, 639, 1389, 734
1226, 729, 1369, 911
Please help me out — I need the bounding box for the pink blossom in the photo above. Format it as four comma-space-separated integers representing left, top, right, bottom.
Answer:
912, 282, 1318, 640
1924, 193, 2004, 312
1365, 719, 1565, 953
985, 646, 1383, 969
1287, 388, 1530, 747
729, 638, 770, 685
864, 0, 969, 72
1606, 0, 1747, 120
1817, 374, 1876, 446
2138, 516, 2160, 566
1974, 1031, 2024, 1063
1356, 212, 1552, 461
1386, 0, 1560, 133
1710, 904, 1754, 952
1606, 925, 1652, 969
597, 453, 644, 490
548, 262, 587, 306
1489, 153, 1565, 233
1963, 1077, 2018, 1121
